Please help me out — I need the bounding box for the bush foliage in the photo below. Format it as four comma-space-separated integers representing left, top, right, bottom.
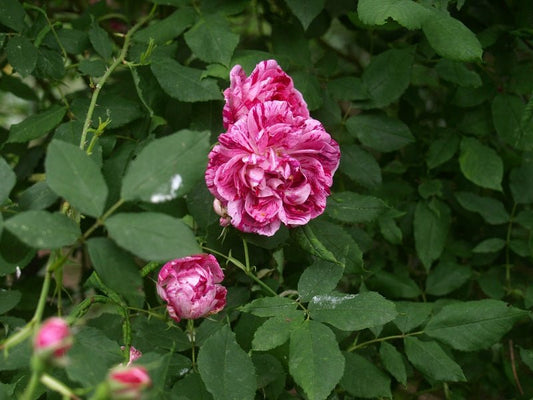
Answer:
1, 0, 533, 399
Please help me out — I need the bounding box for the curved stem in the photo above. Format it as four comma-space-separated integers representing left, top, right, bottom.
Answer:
21, 367, 42, 400
347, 330, 424, 352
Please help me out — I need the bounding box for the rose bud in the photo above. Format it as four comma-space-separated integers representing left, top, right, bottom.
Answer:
34, 317, 72, 361
108, 365, 151, 400
156, 254, 227, 322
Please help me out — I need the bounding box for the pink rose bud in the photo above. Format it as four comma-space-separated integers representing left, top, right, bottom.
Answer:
34, 317, 72, 359
156, 254, 227, 322
108, 365, 151, 400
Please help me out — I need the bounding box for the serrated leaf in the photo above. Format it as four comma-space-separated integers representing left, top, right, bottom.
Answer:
289, 321, 344, 400
422, 12, 482, 61
455, 191, 509, 225
341, 352, 392, 398
121, 130, 209, 202
239, 296, 298, 317
309, 291, 397, 331
5, 210, 80, 249
426, 261, 472, 296
379, 342, 407, 385
347, 114, 415, 152
425, 300, 529, 351
404, 337, 466, 382
0, 157, 16, 204
298, 260, 344, 302
357, 0, 431, 30
8, 105, 66, 143
105, 212, 200, 261
197, 325, 256, 400
6, 36, 38, 77
285, 0, 325, 30
327, 192, 388, 223
252, 311, 305, 351
151, 56, 222, 102
459, 137, 503, 191
0, 0, 27, 32
134, 7, 195, 44
45, 140, 108, 217
184, 14, 239, 66
339, 144, 382, 188
89, 23, 113, 60
414, 199, 451, 270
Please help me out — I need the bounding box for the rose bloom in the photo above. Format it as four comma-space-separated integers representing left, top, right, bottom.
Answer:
34, 317, 72, 360
108, 365, 151, 400
206, 100, 340, 236
156, 254, 227, 322
222, 59, 309, 129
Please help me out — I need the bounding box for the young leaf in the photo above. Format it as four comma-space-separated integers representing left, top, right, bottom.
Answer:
105, 212, 201, 261
414, 199, 451, 270
6, 36, 38, 77
45, 140, 108, 217
326, 192, 388, 223
151, 56, 222, 102
284, 0, 325, 30
340, 352, 392, 398
424, 299, 529, 351
289, 320, 344, 400
8, 105, 66, 143
298, 260, 344, 302
0, 157, 16, 204
184, 14, 239, 66
459, 137, 503, 191
379, 342, 407, 385
5, 210, 80, 249
308, 291, 397, 331
121, 130, 210, 202
404, 337, 466, 382
197, 325, 257, 400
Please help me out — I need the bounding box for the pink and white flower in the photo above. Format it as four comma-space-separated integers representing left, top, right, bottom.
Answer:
108, 365, 151, 400
34, 317, 72, 360
206, 100, 340, 236
156, 254, 227, 322
222, 59, 309, 129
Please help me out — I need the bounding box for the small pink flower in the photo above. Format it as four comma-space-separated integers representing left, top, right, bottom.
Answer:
156, 254, 227, 322
222, 59, 309, 129
108, 365, 151, 400
121, 345, 142, 366
206, 100, 340, 236
34, 317, 72, 360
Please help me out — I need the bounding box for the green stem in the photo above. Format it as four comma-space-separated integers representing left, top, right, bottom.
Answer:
347, 330, 424, 352
21, 368, 42, 400
141, 261, 161, 277
242, 238, 251, 273
79, 6, 156, 150
41, 373, 81, 400
505, 203, 518, 291
186, 319, 197, 372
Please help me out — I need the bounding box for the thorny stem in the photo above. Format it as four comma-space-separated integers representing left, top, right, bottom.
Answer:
79, 5, 156, 150
347, 330, 424, 352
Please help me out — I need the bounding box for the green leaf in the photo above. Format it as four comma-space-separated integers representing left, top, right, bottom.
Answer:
361, 47, 414, 108
404, 337, 466, 382
0, 0, 27, 32
36, 48, 65, 80
5, 210, 80, 249
6, 36, 38, 77
8, 105, 66, 143
424, 299, 529, 351
472, 238, 505, 253
184, 14, 239, 66
89, 23, 113, 60
151, 56, 222, 102
289, 320, 344, 400
298, 260, 344, 302
309, 291, 397, 331
326, 192, 388, 223
379, 342, 407, 385
414, 200, 451, 270
291, 223, 341, 265
197, 325, 257, 400
239, 296, 298, 317
45, 140, 108, 217
171, 373, 213, 400
78, 58, 106, 77
0, 74, 39, 101
284, 0, 325, 30
65, 326, 123, 386
357, 0, 431, 30
369, 271, 421, 299
291, 71, 323, 110
459, 137, 503, 191
56, 28, 89, 54
491, 94, 525, 148
121, 130, 210, 202
520, 347, 533, 372
0, 157, 16, 204
509, 163, 533, 204
346, 114, 415, 152
0, 290, 21, 314
422, 12, 483, 61
105, 212, 200, 261
436, 59, 482, 87
134, 8, 195, 44
339, 144, 382, 189
252, 353, 285, 398
18, 181, 59, 211
426, 261, 472, 296
426, 130, 460, 169
393, 301, 433, 333
455, 191, 509, 225
87, 238, 143, 306
340, 352, 392, 398
252, 311, 305, 351
327, 77, 368, 101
